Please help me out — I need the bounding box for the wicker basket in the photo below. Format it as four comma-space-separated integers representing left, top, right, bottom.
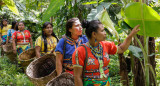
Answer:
2, 43, 17, 63
26, 54, 57, 86
46, 72, 74, 86
18, 48, 36, 68
2, 43, 13, 53
6, 52, 17, 63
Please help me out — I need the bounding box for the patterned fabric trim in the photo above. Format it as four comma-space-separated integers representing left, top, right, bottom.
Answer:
84, 66, 108, 73
73, 65, 83, 68
84, 72, 109, 79
64, 35, 82, 46
83, 77, 111, 86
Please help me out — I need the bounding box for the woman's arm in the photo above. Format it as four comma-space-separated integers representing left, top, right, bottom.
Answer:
117, 25, 140, 54
35, 46, 41, 58
12, 39, 17, 54
0, 33, 2, 43
56, 52, 63, 76
6, 36, 9, 44
29, 37, 33, 48
74, 67, 83, 86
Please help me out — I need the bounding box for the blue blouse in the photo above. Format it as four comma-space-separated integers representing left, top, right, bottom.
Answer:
55, 35, 88, 64
7, 29, 16, 39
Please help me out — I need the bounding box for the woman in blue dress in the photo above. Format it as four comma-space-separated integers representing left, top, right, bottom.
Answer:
6, 21, 17, 44
55, 18, 88, 75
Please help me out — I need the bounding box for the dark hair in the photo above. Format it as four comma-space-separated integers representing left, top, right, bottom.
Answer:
42, 22, 59, 52
66, 18, 79, 37
82, 20, 102, 39
16, 21, 25, 30
1, 19, 8, 29
11, 21, 17, 30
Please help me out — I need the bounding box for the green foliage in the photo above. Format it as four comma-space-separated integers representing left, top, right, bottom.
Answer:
42, 0, 65, 22
2, 0, 19, 15
123, 2, 160, 37
109, 55, 121, 85
156, 59, 160, 84
128, 45, 143, 60
0, 56, 33, 86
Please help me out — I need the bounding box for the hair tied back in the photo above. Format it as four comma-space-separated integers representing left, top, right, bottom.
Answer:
82, 20, 90, 29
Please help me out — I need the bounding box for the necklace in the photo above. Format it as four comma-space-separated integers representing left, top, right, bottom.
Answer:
88, 43, 103, 60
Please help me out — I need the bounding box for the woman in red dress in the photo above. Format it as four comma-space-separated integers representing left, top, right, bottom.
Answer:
12, 21, 33, 55
72, 20, 140, 86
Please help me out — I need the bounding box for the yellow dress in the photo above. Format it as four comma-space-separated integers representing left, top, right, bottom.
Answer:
35, 36, 57, 54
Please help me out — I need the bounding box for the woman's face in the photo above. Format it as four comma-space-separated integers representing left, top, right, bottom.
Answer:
43, 24, 53, 36
18, 22, 25, 31
69, 20, 83, 36
94, 24, 106, 42
3, 21, 7, 26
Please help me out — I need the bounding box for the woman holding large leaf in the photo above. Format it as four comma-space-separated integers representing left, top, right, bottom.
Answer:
12, 21, 33, 55
55, 18, 88, 75
35, 22, 59, 58
72, 20, 140, 86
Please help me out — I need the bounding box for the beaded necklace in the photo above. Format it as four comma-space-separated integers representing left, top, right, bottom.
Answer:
65, 35, 82, 46
88, 43, 103, 60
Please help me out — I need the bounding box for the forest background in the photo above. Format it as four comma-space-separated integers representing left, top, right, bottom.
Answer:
0, 0, 160, 86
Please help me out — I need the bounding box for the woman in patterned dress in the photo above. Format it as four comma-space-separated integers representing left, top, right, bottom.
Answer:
0, 19, 12, 56
72, 20, 140, 86
55, 18, 88, 75
35, 22, 59, 58
0, 19, 12, 44
12, 21, 33, 55
6, 21, 17, 44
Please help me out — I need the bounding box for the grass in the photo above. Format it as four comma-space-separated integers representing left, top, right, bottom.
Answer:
0, 55, 34, 86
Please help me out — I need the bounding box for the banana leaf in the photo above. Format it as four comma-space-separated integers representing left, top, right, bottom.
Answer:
42, 0, 65, 22
2, 0, 19, 15
96, 9, 119, 41
123, 2, 160, 37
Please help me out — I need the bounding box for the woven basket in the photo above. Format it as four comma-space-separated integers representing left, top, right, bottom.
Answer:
18, 48, 36, 68
26, 54, 57, 86
2, 43, 17, 63
6, 52, 17, 63
46, 72, 74, 86
2, 43, 13, 53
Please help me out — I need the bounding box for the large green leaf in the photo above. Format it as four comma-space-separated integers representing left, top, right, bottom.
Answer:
42, 0, 65, 22
96, 9, 119, 41
128, 45, 143, 59
123, 2, 160, 37
87, 2, 111, 21
2, 0, 19, 15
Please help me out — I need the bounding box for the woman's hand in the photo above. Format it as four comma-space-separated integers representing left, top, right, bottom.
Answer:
117, 25, 140, 54
129, 25, 140, 37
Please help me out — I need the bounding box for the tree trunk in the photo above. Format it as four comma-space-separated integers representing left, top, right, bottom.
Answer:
132, 36, 156, 86
148, 37, 156, 86
133, 35, 145, 86
118, 53, 130, 86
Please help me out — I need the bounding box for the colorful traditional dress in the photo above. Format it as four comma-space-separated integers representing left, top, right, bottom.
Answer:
72, 41, 118, 86
0, 25, 12, 42
55, 35, 88, 74
35, 36, 57, 55
12, 30, 31, 55
7, 29, 16, 42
